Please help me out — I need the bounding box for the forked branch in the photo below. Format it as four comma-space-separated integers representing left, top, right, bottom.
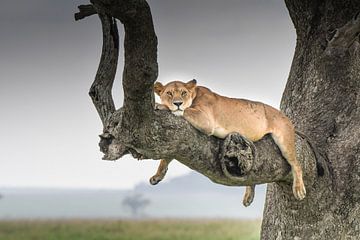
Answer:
75, 0, 324, 192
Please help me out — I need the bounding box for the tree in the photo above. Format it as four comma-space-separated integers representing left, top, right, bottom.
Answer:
122, 193, 150, 217
75, 1, 360, 239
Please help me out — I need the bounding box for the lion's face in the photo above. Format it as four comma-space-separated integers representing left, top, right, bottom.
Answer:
154, 79, 197, 116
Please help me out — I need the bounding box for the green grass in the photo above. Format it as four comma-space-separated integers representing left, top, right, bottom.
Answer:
0, 219, 261, 240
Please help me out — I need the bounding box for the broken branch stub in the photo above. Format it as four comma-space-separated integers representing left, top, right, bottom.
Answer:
75, 4, 96, 20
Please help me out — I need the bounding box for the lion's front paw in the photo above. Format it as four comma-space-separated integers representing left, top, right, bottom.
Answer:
155, 103, 169, 111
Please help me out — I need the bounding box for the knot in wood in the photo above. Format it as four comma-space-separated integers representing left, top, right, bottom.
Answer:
220, 133, 256, 179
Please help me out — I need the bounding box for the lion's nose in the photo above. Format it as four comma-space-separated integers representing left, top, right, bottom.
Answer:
173, 102, 183, 107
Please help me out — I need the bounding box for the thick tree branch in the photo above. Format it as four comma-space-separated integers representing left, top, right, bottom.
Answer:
118, 0, 158, 122
100, 108, 322, 189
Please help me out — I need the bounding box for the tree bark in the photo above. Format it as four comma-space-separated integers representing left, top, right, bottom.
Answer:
261, 1, 360, 239
75, 0, 360, 239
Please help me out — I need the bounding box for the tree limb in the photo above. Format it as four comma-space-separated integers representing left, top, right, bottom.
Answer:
100, 108, 322, 189
76, 2, 119, 126
118, 0, 158, 121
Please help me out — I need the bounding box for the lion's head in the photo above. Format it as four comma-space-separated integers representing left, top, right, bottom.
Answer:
154, 79, 197, 116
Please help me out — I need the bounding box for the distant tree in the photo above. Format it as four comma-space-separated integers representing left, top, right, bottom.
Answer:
76, 0, 360, 239
122, 193, 150, 217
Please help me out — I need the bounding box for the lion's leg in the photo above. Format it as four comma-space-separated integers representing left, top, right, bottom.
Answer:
149, 159, 172, 185
271, 131, 306, 200
242, 185, 255, 207
183, 108, 215, 135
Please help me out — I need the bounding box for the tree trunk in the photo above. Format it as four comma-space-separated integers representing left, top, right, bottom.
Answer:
261, 1, 360, 239
75, 0, 360, 239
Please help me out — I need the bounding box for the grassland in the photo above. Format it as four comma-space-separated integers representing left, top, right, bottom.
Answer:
0, 219, 261, 240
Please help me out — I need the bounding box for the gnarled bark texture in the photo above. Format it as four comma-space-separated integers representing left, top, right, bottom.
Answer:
261, 1, 360, 239
75, 0, 360, 239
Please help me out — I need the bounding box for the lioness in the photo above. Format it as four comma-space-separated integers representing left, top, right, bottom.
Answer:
151, 79, 306, 206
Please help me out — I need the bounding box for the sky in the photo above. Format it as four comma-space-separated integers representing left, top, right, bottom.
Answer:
0, 0, 295, 189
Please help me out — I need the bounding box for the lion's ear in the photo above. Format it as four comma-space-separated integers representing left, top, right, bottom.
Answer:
186, 79, 197, 90
154, 82, 164, 96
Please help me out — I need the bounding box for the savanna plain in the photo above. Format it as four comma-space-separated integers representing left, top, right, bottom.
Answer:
0, 219, 261, 240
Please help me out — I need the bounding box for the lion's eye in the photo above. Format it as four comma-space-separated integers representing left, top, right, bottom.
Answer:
166, 91, 173, 97
181, 91, 187, 97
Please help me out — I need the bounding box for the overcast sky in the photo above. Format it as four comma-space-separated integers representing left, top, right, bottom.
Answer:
0, 0, 295, 189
